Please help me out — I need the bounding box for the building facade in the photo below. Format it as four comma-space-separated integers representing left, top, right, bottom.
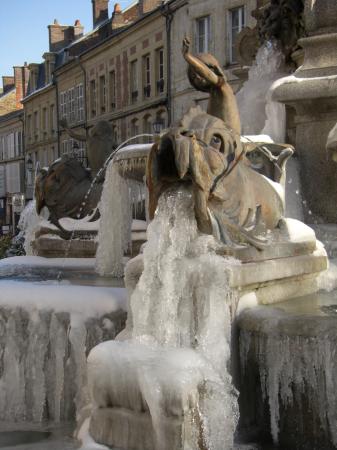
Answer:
0, 66, 28, 230
79, 1, 168, 146
170, 0, 257, 123
0, 0, 259, 232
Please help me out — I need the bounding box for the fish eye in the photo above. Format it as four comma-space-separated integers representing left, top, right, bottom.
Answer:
210, 135, 224, 153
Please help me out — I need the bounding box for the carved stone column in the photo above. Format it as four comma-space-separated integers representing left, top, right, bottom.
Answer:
272, 0, 337, 222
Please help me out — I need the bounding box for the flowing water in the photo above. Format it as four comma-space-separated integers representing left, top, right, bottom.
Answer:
51, 134, 153, 281
236, 43, 287, 142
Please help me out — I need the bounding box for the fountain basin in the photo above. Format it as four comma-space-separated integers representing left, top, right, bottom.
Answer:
114, 143, 153, 182
0, 257, 127, 424
237, 289, 337, 449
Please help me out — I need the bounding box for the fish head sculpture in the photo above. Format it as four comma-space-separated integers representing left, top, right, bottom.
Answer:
147, 106, 292, 249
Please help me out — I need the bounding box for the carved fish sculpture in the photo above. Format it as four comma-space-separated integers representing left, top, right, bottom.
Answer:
35, 155, 102, 238
147, 106, 292, 250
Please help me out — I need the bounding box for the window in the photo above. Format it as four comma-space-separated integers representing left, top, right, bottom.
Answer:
7, 134, 15, 159
60, 85, 84, 124
18, 131, 23, 156
196, 16, 211, 53
156, 48, 165, 95
59, 92, 66, 120
61, 139, 86, 165
42, 107, 48, 133
69, 88, 76, 122
109, 71, 116, 110
229, 6, 245, 63
143, 54, 151, 98
90, 79, 97, 117
131, 118, 139, 138
34, 111, 38, 140
77, 84, 84, 122
143, 115, 152, 143
99, 75, 106, 114
130, 60, 138, 103
50, 104, 55, 133
26, 114, 32, 141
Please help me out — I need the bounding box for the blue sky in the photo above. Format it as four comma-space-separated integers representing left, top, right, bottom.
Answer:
0, 0, 134, 81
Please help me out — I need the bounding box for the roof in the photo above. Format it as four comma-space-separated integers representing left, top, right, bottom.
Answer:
23, 1, 166, 99
0, 88, 17, 117
0, 109, 23, 125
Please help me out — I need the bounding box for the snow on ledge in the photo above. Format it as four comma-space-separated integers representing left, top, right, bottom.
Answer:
0, 280, 127, 319
0, 256, 96, 268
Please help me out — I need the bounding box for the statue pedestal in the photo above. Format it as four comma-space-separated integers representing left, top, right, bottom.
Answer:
87, 246, 327, 450
32, 236, 98, 258
272, 1, 337, 222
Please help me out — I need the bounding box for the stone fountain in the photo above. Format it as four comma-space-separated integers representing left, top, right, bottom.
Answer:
272, 0, 337, 224
24, 120, 150, 259
82, 38, 327, 450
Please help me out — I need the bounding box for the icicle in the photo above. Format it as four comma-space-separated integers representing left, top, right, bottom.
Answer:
95, 162, 132, 277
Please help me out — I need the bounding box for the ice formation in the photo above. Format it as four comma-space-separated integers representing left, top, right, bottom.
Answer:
95, 163, 132, 277
95, 161, 146, 277
239, 308, 337, 446
89, 186, 239, 449
0, 281, 127, 423
18, 200, 46, 255
236, 43, 287, 142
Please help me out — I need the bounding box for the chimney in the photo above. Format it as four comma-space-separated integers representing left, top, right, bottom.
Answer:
48, 19, 84, 52
138, 0, 162, 15
2, 76, 15, 94
111, 3, 124, 29
92, 0, 109, 28
14, 64, 29, 108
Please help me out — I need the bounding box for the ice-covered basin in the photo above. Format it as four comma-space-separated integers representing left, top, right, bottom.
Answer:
114, 143, 153, 182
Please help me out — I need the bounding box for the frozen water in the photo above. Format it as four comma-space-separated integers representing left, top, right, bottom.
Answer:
236, 43, 287, 142
239, 307, 337, 446
95, 162, 132, 277
18, 200, 47, 255
0, 281, 127, 423
89, 186, 239, 449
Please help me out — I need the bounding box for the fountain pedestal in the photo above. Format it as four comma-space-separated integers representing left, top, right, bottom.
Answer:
272, 0, 337, 222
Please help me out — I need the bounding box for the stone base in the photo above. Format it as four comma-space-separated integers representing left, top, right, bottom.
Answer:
232, 245, 328, 306
90, 407, 183, 450
32, 237, 98, 258
32, 235, 146, 259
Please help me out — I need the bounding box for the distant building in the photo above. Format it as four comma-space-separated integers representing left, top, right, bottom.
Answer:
0, 66, 28, 230
22, 20, 85, 199
170, 0, 257, 123
22, 0, 167, 184
0, 0, 259, 231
